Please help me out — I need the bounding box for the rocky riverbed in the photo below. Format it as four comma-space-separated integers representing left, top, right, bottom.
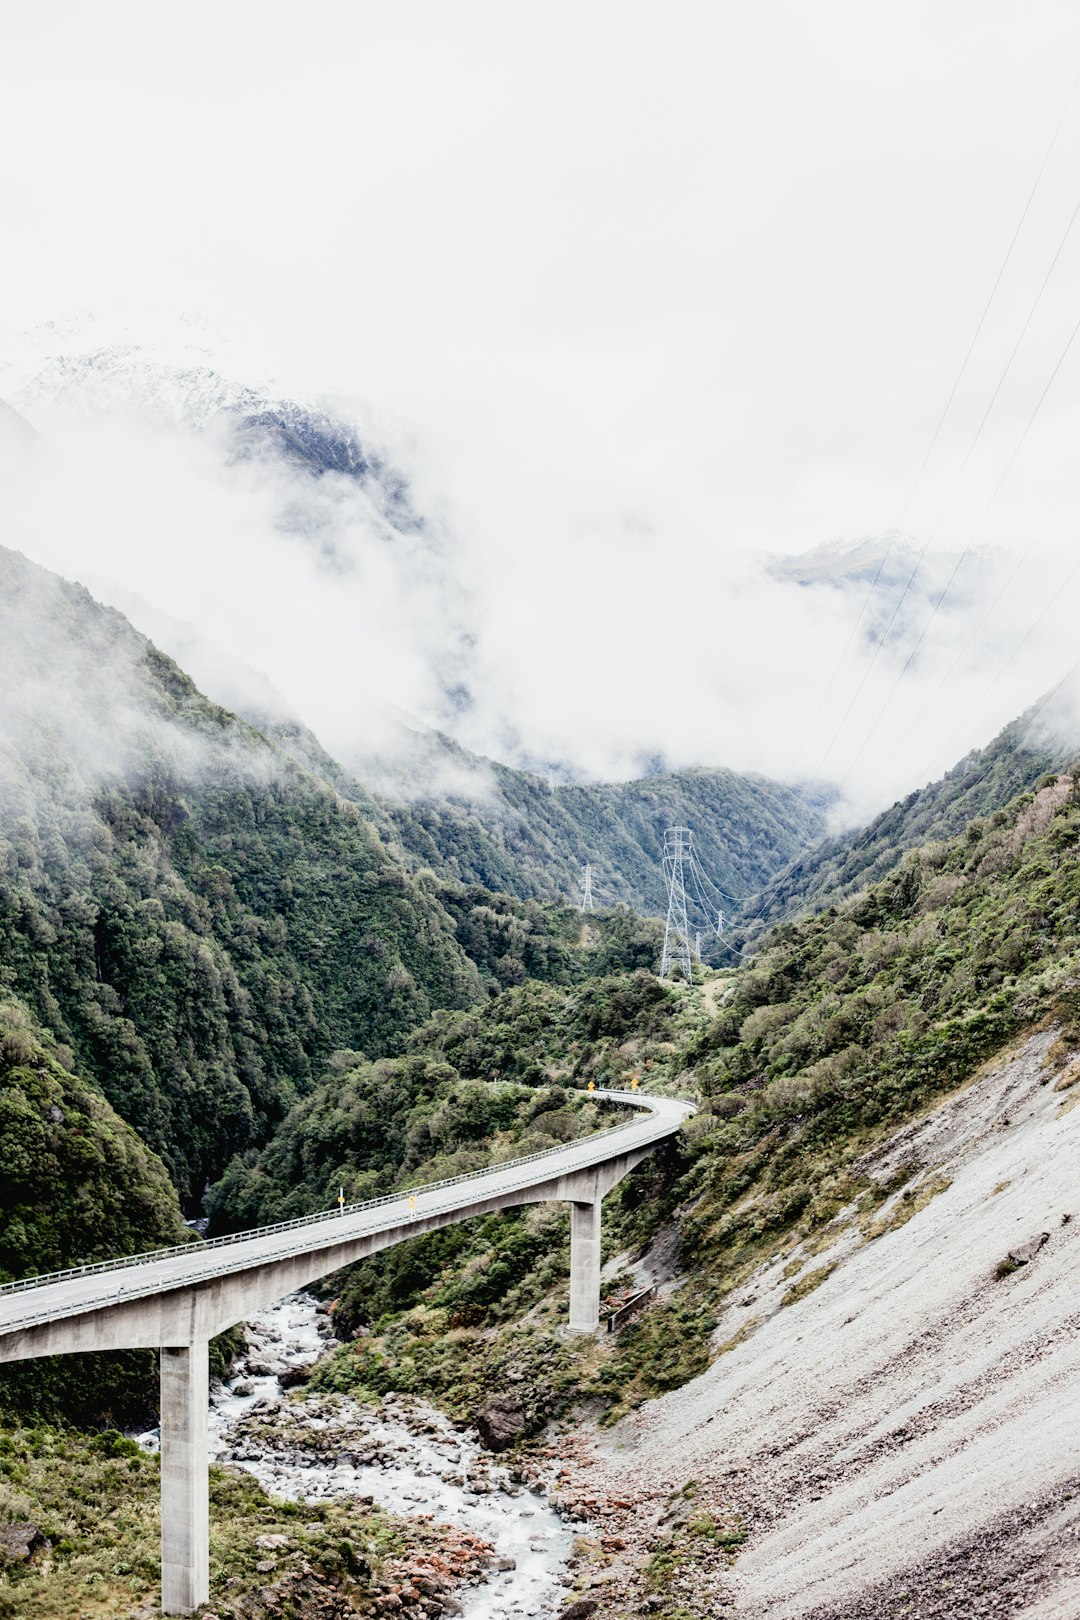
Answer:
142, 1293, 577, 1618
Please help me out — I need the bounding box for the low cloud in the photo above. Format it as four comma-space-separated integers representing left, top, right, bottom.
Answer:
5, 6, 1080, 825
4, 346, 1080, 835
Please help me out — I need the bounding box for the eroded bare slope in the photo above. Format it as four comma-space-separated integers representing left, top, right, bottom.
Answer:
574, 1029, 1080, 1617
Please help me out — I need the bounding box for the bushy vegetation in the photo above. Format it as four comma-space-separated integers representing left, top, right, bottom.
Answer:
0, 997, 199, 1425
428, 884, 666, 991
0, 546, 486, 1201
0, 998, 189, 1281
739, 698, 1078, 943
207, 1045, 627, 1232
301, 769, 1080, 1428
208, 966, 683, 1228
0, 1422, 480, 1619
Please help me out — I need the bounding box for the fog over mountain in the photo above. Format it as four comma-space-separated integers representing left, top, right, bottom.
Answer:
4, 327, 1080, 828
6, 4, 1080, 826
8, 12, 1080, 1618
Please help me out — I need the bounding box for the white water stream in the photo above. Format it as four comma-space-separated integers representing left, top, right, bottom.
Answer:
140, 1293, 575, 1618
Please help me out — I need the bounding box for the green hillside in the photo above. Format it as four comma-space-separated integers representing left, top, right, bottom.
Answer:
0, 995, 196, 1424
282, 765, 1080, 1430
380, 745, 831, 917
734, 696, 1078, 945
0, 547, 484, 1202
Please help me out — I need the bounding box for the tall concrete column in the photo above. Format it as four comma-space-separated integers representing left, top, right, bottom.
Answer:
160, 1340, 209, 1615
568, 1200, 602, 1333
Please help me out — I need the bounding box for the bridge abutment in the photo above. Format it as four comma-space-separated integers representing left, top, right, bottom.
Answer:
160, 1339, 210, 1615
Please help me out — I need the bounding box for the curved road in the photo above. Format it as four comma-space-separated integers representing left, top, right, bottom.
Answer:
0, 1088, 694, 1349
0, 1085, 694, 1614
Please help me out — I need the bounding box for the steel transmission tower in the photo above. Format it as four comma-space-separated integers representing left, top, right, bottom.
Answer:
659, 827, 694, 980
580, 863, 595, 912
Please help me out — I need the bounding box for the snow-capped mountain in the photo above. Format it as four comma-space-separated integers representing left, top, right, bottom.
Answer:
766, 533, 999, 647
3, 325, 425, 531
0, 319, 482, 779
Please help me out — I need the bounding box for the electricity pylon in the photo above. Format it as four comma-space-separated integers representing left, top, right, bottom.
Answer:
580, 863, 595, 912
659, 827, 694, 980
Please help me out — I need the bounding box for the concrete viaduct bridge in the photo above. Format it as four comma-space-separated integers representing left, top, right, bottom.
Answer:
0, 1087, 692, 1614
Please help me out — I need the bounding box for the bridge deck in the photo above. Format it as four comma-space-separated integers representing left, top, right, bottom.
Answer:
0, 1089, 692, 1343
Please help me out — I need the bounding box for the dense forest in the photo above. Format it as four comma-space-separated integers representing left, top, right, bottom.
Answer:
258, 708, 832, 924
5, 543, 1080, 1618
733, 695, 1079, 944
260, 765, 1080, 1435
379, 743, 832, 919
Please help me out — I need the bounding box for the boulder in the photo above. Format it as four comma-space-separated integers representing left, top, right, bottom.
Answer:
0, 1521, 50, 1563
1008, 1232, 1050, 1266
557, 1603, 600, 1620
278, 1364, 311, 1389
474, 1393, 527, 1453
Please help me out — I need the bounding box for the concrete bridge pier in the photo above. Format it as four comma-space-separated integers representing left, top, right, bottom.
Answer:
568, 1199, 602, 1334
160, 1340, 210, 1615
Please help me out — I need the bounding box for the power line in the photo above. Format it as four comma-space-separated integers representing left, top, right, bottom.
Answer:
812, 167, 1080, 783
790, 66, 1080, 778
919, 555, 1080, 782
836, 303, 1080, 793
700, 73, 1080, 968
687, 855, 717, 939
691, 861, 744, 907
855, 459, 1080, 798
688, 854, 732, 937
714, 656, 1080, 966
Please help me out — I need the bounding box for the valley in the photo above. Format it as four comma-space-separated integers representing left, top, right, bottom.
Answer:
6, 15, 1080, 1617
3, 526, 1080, 1620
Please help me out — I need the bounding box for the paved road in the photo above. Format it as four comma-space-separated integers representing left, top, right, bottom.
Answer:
0, 1089, 693, 1345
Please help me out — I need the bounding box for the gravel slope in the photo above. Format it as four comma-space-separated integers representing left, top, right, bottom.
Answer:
574, 1028, 1080, 1617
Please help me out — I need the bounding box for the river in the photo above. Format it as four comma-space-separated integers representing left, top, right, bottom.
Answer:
140, 1292, 575, 1617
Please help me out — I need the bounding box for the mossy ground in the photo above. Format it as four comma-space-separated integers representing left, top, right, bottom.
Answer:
0, 1423, 480, 1619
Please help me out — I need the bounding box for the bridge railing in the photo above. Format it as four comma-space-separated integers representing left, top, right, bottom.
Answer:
0, 1090, 683, 1299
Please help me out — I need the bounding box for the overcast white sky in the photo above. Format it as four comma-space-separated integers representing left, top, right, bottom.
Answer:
4, 0, 1080, 818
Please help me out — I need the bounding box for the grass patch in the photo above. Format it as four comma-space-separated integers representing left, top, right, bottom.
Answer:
864, 1174, 953, 1240
0, 1423, 488, 1619
780, 1262, 837, 1307
713, 1316, 760, 1356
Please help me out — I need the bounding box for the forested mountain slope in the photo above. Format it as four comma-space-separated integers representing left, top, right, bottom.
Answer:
282, 766, 1080, 1446
0, 546, 484, 1202
257, 703, 829, 926
0, 993, 195, 1422
0, 995, 189, 1283
734, 693, 1079, 945
373, 735, 830, 917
